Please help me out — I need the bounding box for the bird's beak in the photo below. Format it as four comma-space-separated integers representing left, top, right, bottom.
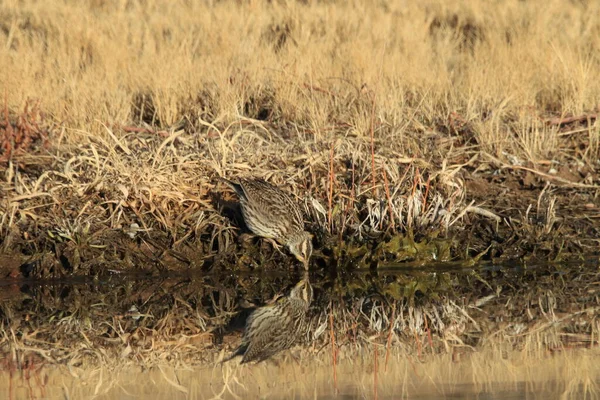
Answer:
303, 259, 309, 271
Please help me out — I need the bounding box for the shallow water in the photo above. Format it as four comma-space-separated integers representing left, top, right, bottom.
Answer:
0, 259, 599, 399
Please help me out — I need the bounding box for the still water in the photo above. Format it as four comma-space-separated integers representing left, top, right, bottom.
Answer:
0, 260, 599, 399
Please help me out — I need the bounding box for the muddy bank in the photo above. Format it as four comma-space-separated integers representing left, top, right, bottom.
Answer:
1, 159, 599, 280
1, 103, 600, 279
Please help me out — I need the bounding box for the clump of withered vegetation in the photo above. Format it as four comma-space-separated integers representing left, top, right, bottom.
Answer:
1, 0, 600, 277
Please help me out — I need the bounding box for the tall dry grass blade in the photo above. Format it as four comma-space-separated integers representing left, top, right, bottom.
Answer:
328, 141, 335, 233
369, 91, 377, 198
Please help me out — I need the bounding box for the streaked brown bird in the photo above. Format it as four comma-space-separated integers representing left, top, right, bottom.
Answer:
224, 277, 313, 364
221, 177, 313, 270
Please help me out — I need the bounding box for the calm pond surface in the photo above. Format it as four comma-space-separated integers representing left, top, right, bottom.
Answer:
1, 260, 599, 399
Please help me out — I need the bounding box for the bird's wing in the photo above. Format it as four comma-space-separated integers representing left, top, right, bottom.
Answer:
240, 178, 305, 228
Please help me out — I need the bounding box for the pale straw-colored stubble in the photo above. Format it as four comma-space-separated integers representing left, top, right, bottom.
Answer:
3, 346, 598, 400
2, 0, 598, 139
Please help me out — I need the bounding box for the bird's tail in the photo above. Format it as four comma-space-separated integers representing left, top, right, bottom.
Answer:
219, 344, 246, 365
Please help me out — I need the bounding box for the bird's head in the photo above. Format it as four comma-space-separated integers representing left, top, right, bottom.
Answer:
287, 231, 313, 271
290, 277, 313, 306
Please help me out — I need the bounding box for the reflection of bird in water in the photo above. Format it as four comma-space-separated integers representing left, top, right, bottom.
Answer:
221, 177, 313, 270
224, 276, 313, 364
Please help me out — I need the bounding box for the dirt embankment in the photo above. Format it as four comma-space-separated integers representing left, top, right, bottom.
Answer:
1, 0, 600, 277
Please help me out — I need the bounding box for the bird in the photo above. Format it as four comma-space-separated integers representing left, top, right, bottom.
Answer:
224, 276, 313, 364
221, 177, 313, 270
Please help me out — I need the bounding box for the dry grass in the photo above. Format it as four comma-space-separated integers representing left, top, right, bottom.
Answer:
2, 346, 599, 399
0, 0, 600, 273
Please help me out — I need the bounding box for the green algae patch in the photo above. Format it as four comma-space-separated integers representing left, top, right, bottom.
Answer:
373, 233, 453, 265
317, 233, 456, 273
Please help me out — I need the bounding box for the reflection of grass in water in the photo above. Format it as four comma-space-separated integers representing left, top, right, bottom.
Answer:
2, 347, 599, 399
1, 264, 598, 381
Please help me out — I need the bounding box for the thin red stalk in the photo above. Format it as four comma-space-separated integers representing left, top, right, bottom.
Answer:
384, 303, 396, 371
412, 167, 420, 198
422, 176, 431, 213
424, 315, 433, 353
370, 93, 377, 196
373, 343, 379, 400
329, 308, 338, 394
414, 330, 422, 360
382, 163, 395, 232
328, 141, 335, 233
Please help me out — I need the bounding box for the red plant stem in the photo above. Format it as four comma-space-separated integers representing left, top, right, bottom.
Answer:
422, 176, 431, 212
382, 164, 395, 232
414, 330, 422, 360
370, 93, 377, 196
344, 155, 357, 234
424, 315, 433, 352
373, 343, 379, 400
328, 141, 335, 233
384, 303, 396, 371
329, 309, 338, 394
